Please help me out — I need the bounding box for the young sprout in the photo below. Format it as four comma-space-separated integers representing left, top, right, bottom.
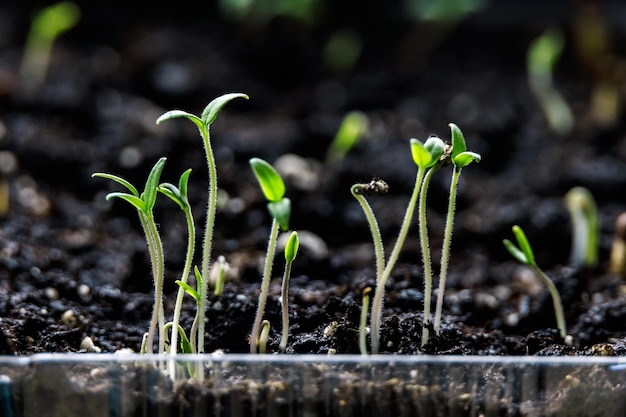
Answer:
527, 28, 574, 136
92, 157, 167, 354
564, 186, 599, 268
157, 169, 195, 374
156, 93, 248, 354
503, 225, 567, 339
212, 255, 227, 296
432, 124, 481, 338
359, 286, 372, 355
258, 320, 271, 354
279, 231, 299, 353
326, 111, 368, 165
249, 157, 291, 353
610, 212, 626, 277
367, 136, 445, 354
19, 1, 81, 90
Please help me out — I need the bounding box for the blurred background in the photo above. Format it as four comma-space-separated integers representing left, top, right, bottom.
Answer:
1, 0, 626, 277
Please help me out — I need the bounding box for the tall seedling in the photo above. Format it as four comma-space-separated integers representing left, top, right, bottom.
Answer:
156, 93, 248, 353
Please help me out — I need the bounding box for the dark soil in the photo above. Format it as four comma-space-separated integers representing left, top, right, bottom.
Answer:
2, 1, 626, 358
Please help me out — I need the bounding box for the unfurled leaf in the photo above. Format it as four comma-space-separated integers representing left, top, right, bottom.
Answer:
250, 157, 286, 202
92, 173, 139, 197
201, 93, 249, 126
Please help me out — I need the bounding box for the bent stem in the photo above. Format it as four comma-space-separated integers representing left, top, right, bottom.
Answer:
250, 218, 280, 353
433, 166, 462, 335
419, 165, 441, 346
532, 264, 567, 339
351, 184, 385, 280
370, 167, 424, 354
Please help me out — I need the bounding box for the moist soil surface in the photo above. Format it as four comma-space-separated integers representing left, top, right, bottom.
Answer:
1, 2, 626, 357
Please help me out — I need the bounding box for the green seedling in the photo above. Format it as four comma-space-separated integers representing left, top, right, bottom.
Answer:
414, 135, 448, 346
92, 157, 167, 354
157, 168, 196, 371
432, 124, 481, 338
503, 225, 567, 339
279, 231, 299, 353
527, 28, 574, 136
249, 157, 292, 353
610, 212, 626, 277
564, 186, 599, 269
326, 111, 368, 165
358, 137, 445, 354
156, 93, 248, 354
359, 286, 372, 355
19, 1, 81, 90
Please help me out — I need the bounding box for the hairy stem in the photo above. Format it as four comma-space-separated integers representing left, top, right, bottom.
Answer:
140, 211, 165, 356
250, 219, 280, 353
370, 168, 424, 354
351, 185, 385, 280
169, 205, 195, 377
419, 166, 440, 346
434, 167, 461, 335
199, 125, 216, 354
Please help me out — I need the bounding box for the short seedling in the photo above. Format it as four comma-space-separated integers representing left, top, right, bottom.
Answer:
503, 225, 567, 339
564, 186, 599, 269
92, 157, 167, 354
326, 110, 368, 166
280, 231, 299, 353
527, 28, 574, 136
249, 157, 292, 353
432, 123, 481, 338
19, 1, 81, 90
156, 93, 248, 353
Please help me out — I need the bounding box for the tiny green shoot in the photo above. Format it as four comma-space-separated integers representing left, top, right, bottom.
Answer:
564, 186, 599, 269
213, 255, 227, 296
503, 225, 567, 339
432, 123, 481, 337
19, 1, 81, 90
249, 157, 291, 353
259, 320, 271, 354
156, 93, 249, 354
279, 231, 299, 353
92, 157, 167, 354
326, 111, 368, 165
527, 28, 574, 136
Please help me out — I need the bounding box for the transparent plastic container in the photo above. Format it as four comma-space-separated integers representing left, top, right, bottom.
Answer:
1, 353, 626, 417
